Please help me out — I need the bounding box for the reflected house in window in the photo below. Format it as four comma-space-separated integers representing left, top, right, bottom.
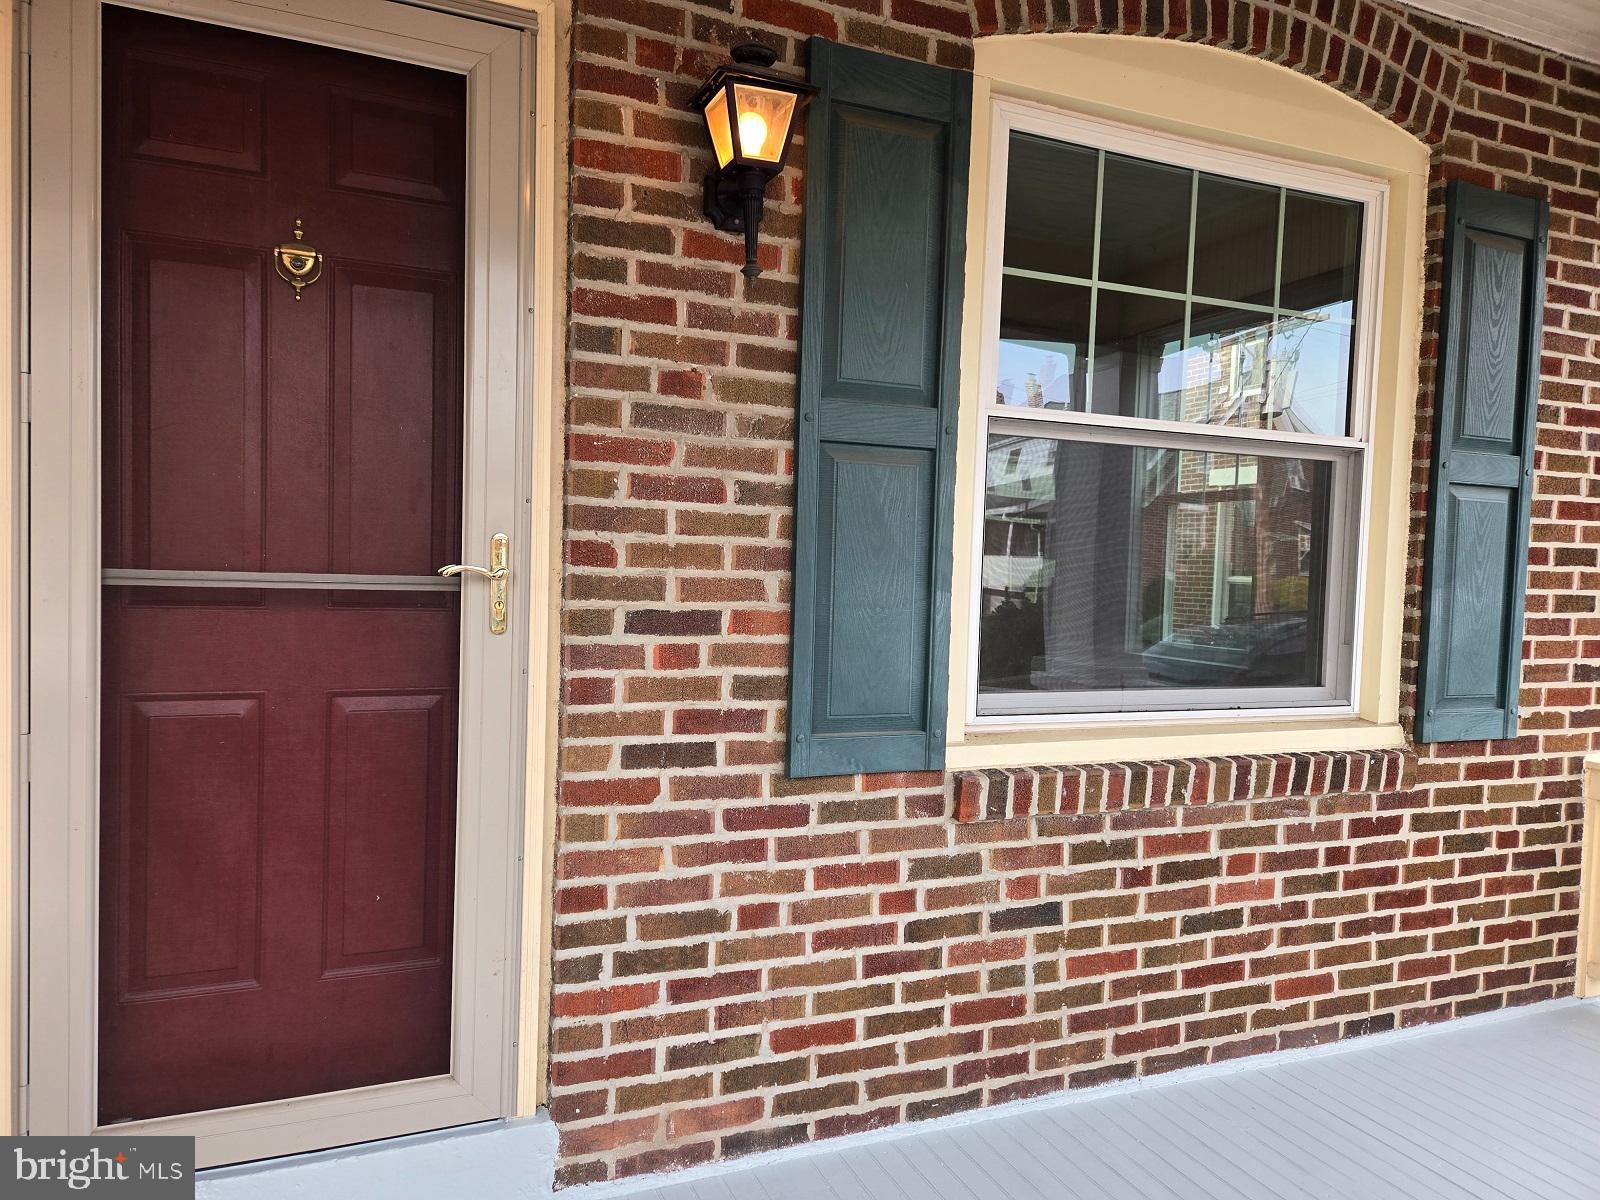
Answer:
1001, 440, 1329, 697
978, 437, 1053, 691
1131, 450, 1324, 690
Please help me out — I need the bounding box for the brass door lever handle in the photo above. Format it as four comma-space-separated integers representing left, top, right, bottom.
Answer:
438, 533, 509, 634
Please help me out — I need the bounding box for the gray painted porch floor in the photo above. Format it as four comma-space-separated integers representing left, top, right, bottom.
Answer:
593, 1000, 1600, 1200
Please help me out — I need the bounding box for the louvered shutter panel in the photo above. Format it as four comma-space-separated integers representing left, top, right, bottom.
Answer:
787, 39, 971, 778
1416, 181, 1548, 743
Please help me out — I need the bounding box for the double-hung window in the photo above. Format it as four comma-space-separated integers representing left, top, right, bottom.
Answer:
972, 103, 1382, 722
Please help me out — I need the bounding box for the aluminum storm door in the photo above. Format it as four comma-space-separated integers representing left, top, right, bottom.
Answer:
97, 7, 469, 1123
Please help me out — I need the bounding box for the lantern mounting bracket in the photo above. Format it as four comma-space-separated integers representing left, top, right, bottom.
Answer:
703, 171, 758, 235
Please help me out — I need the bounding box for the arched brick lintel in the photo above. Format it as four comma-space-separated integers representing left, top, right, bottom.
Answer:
973, 0, 1465, 145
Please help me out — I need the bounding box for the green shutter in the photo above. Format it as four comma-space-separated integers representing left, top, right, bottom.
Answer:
787, 39, 971, 778
1416, 181, 1548, 743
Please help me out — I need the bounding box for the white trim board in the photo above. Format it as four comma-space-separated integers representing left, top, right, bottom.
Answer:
1402, 0, 1600, 67
196, 1114, 558, 1200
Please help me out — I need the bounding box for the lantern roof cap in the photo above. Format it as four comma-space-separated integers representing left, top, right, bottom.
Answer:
731, 41, 777, 68
691, 41, 818, 111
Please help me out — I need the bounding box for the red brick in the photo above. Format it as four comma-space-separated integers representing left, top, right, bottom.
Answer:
743, 0, 838, 36
572, 138, 683, 181
553, 982, 661, 1018
561, 777, 660, 807
551, 1049, 656, 1087
951, 995, 1027, 1025
1065, 950, 1138, 979
549, 8, 1595, 1185
666, 1098, 764, 1139
813, 861, 901, 889
568, 433, 674, 466
769, 1019, 857, 1053
667, 971, 761, 1005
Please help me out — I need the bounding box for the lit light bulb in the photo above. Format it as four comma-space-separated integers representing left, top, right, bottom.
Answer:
738, 110, 769, 158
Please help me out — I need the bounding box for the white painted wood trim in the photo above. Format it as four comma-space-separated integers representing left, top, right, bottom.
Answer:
23, 0, 550, 1167
514, 0, 569, 1116
1578, 753, 1600, 998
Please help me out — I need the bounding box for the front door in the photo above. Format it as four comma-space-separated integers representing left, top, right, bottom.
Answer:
96, 7, 486, 1125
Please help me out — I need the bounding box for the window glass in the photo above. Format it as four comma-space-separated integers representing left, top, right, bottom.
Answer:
1182, 304, 1273, 429
995, 137, 1360, 436
1191, 174, 1279, 305
1269, 303, 1354, 437
1087, 290, 1187, 420
1003, 135, 1097, 279
1280, 190, 1362, 312
1098, 153, 1191, 293
977, 435, 1332, 707
996, 277, 1089, 410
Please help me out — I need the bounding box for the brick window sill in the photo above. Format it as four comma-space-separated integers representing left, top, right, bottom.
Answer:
950, 748, 1413, 823
947, 716, 1407, 772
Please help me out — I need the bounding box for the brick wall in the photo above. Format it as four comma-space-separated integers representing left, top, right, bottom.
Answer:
552, 0, 1600, 1185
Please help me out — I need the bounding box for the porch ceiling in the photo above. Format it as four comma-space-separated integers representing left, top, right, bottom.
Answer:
1400, 0, 1600, 66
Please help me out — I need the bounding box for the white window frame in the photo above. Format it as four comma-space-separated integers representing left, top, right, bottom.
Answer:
966, 97, 1389, 729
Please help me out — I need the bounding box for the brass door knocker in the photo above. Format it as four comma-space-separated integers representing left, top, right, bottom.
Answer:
273, 219, 322, 300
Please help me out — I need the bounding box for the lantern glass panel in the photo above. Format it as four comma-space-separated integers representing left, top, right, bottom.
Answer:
732, 83, 797, 164
703, 87, 735, 169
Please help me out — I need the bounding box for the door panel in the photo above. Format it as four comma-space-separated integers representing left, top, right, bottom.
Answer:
100, 589, 460, 1121
118, 236, 265, 572
332, 266, 460, 576
115, 696, 262, 1000
331, 91, 458, 203
323, 691, 453, 974
125, 54, 267, 175
99, 8, 468, 1124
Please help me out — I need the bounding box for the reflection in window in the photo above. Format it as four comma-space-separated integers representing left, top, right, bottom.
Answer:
994, 131, 1363, 437
1003, 135, 1097, 279
980, 120, 1368, 719
996, 277, 1088, 409
977, 436, 1332, 706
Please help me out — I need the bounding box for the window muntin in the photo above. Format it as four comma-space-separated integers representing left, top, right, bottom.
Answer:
993, 135, 1363, 439
975, 117, 1374, 722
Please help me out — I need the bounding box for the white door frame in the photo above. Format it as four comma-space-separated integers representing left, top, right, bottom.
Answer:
25, 0, 544, 1166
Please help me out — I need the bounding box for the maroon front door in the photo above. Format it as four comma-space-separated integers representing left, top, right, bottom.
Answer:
98, 8, 468, 1123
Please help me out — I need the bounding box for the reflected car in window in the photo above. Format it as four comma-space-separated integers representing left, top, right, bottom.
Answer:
1140, 612, 1311, 687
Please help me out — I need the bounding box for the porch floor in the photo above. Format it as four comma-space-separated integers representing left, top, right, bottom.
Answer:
594, 999, 1600, 1200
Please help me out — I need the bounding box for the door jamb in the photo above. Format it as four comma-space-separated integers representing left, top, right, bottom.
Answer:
18, 0, 567, 1164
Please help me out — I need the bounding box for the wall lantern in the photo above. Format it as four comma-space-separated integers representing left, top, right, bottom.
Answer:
691, 42, 818, 280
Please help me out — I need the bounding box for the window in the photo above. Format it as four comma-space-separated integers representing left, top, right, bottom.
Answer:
973, 106, 1379, 721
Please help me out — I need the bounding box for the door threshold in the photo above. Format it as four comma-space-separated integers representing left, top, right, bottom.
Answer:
197, 1112, 556, 1200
